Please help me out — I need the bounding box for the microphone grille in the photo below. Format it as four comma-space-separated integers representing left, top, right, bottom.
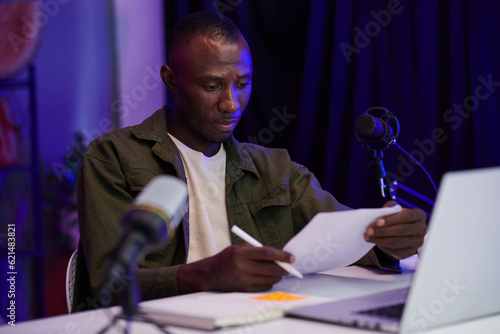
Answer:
355, 114, 377, 136
135, 175, 188, 222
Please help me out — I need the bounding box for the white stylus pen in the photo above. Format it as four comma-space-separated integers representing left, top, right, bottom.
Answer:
231, 225, 303, 279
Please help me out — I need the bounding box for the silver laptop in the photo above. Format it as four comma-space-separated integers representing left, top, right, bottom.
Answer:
287, 166, 500, 333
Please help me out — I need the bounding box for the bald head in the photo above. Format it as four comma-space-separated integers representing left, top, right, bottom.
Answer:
168, 10, 246, 64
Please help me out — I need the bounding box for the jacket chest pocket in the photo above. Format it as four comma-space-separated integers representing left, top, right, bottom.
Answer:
246, 187, 294, 249
123, 168, 181, 266
123, 168, 157, 193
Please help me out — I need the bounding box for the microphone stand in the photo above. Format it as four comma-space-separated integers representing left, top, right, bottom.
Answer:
97, 266, 172, 334
372, 149, 388, 198
96, 265, 140, 334
357, 107, 437, 218
370, 149, 435, 217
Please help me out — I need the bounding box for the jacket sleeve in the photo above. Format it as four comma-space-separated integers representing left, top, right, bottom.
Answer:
289, 163, 350, 232
77, 139, 181, 309
288, 162, 400, 273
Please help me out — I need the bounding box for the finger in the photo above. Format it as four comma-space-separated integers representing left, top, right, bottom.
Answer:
377, 246, 417, 260
240, 245, 295, 263
382, 200, 399, 208
224, 268, 284, 292
244, 260, 289, 277
232, 246, 293, 278
369, 235, 424, 251
374, 208, 426, 227
365, 220, 426, 239
203, 247, 286, 292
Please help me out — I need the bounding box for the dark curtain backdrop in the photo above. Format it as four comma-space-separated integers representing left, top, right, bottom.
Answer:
164, 0, 500, 210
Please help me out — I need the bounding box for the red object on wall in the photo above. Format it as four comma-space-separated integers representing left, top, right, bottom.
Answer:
44, 254, 72, 316
0, 1, 43, 80
0, 98, 21, 166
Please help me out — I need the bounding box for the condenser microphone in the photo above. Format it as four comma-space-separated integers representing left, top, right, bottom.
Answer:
355, 107, 400, 197
355, 111, 398, 151
356, 114, 387, 140
99, 175, 188, 307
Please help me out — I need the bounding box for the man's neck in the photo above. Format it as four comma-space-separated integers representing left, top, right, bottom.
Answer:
166, 113, 221, 157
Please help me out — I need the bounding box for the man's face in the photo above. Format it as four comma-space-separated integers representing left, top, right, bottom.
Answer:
165, 33, 253, 155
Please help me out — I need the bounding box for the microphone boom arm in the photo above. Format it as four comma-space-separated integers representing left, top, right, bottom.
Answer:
356, 107, 438, 218
389, 181, 435, 217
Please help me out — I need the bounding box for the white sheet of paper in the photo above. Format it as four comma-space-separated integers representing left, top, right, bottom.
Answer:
283, 205, 402, 275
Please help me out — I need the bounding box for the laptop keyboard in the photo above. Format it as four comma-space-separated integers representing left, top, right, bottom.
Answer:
357, 303, 405, 319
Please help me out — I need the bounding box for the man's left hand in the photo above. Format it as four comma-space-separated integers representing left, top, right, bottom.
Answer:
364, 201, 427, 259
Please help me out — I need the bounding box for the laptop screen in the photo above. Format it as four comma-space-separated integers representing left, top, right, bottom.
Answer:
400, 167, 500, 332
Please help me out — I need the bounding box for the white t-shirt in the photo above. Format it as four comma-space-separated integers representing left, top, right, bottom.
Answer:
168, 134, 231, 263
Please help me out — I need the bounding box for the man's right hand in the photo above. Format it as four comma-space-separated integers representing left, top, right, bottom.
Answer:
177, 243, 295, 294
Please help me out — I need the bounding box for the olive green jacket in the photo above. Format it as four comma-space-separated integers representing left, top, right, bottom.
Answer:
72, 105, 398, 312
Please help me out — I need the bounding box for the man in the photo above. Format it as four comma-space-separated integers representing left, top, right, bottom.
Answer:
73, 11, 426, 312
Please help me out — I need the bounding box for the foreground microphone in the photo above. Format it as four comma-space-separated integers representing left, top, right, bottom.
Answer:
99, 175, 188, 309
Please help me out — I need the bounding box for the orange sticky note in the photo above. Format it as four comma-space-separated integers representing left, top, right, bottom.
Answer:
251, 291, 308, 302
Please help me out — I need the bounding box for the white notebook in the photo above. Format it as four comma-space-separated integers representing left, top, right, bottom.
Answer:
139, 291, 332, 330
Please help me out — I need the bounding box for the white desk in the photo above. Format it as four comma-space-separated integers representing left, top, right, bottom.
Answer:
2, 256, 499, 333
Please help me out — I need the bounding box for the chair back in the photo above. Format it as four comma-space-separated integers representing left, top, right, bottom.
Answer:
65, 249, 78, 313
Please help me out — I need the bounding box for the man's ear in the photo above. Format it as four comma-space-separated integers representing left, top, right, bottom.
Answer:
161, 65, 176, 89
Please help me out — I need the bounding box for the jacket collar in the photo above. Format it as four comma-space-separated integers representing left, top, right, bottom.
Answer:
129, 105, 259, 179
225, 135, 259, 180
129, 105, 172, 144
